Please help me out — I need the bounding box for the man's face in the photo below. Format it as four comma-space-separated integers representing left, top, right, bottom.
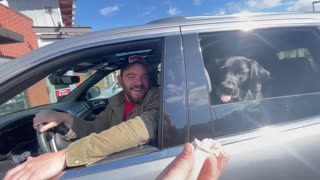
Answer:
118, 63, 150, 103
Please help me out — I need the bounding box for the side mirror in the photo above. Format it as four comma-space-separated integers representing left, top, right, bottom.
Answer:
87, 86, 101, 99
112, 82, 122, 93
49, 74, 80, 85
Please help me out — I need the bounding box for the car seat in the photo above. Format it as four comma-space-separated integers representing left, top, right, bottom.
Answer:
271, 57, 320, 97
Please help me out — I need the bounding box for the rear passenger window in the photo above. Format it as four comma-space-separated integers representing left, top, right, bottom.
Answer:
199, 27, 320, 137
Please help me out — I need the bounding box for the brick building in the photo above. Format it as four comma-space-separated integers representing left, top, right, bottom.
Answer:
0, 4, 37, 62
0, 1, 91, 115
0, 4, 51, 114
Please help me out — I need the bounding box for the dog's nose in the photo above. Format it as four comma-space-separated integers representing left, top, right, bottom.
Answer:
221, 86, 233, 94
221, 82, 235, 94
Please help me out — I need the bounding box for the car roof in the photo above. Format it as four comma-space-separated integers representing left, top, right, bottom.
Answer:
1, 12, 320, 83
148, 12, 320, 25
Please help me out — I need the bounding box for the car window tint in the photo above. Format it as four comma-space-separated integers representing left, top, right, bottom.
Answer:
199, 26, 320, 137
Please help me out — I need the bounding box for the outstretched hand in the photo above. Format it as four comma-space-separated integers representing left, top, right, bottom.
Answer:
157, 143, 229, 180
4, 150, 67, 180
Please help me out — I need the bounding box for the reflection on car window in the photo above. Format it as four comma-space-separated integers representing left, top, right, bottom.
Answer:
200, 26, 320, 137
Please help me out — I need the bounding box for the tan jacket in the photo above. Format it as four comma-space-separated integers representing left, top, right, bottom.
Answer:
65, 88, 159, 167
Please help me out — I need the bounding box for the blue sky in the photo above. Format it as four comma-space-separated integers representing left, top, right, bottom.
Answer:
74, 0, 317, 32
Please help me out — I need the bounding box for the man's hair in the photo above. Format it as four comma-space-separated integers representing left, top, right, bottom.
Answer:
120, 55, 150, 76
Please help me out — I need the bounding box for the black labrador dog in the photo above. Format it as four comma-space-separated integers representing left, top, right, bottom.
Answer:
207, 56, 271, 104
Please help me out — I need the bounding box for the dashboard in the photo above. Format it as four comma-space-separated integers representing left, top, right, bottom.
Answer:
0, 116, 37, 178
0, 117, 36, 156
0, 99, 108, 178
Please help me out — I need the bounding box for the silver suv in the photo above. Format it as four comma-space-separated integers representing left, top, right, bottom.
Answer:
1, 12, 320, 180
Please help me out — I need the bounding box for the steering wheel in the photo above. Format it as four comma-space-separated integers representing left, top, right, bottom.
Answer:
36, 122, 72, 153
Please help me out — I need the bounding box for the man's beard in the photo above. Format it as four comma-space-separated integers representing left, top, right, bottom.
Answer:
122, 85, 148, 104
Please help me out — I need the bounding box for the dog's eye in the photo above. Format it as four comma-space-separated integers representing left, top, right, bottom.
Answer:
238, 71, 248, 81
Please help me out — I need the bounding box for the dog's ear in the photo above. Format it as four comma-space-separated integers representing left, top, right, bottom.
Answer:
249, 59, 271, 93
250, 60, 271, 82
207, 58, 223, 72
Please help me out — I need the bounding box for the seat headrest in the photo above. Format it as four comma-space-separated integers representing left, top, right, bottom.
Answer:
277, 57, 313, 73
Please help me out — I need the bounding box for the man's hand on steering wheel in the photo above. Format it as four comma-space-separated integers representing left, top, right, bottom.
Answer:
34, 109, 74, 153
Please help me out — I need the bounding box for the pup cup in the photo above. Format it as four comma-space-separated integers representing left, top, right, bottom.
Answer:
188, 138, 222, 180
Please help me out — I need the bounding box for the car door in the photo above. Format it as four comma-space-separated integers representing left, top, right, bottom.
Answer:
180, 17, 320, 180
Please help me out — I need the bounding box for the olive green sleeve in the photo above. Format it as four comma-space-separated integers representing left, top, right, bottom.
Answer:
65, 117, 149, 167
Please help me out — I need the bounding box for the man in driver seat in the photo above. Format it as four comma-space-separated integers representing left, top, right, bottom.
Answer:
4, 55, 159, 180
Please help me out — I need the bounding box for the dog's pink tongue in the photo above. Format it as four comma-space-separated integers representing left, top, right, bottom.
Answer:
221, 95, 231, 103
